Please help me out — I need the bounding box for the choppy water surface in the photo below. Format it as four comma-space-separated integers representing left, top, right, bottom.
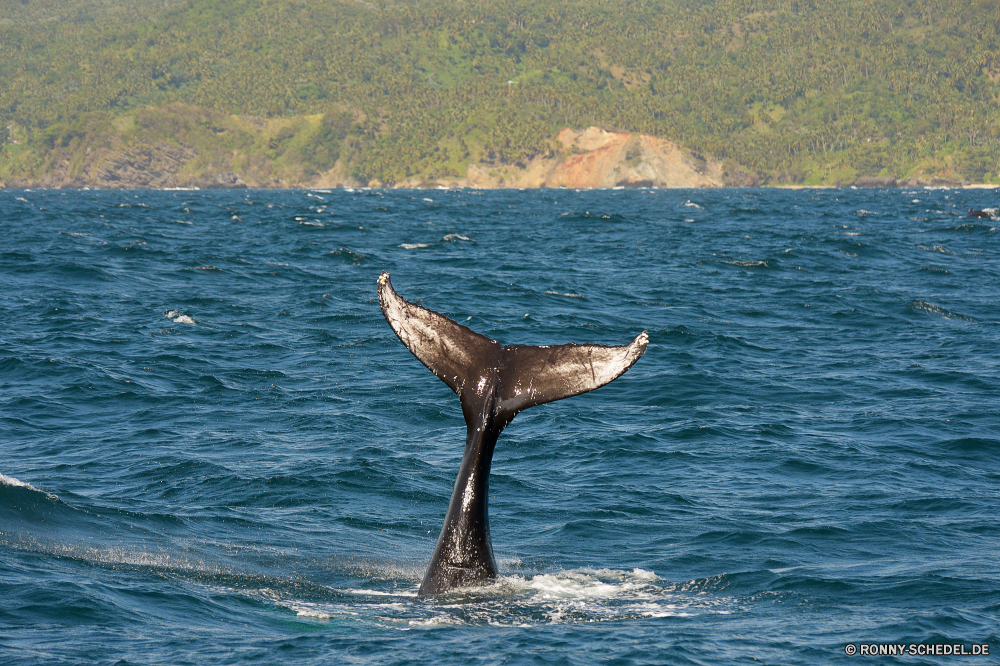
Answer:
2, 187, 998, 665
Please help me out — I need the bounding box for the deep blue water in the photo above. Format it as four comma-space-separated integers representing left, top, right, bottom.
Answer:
1, 187, 998, 665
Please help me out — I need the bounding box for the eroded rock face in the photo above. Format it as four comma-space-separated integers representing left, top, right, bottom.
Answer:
209, 172, 246, 189
463, 127, 725, 189
92, 143, 198, 188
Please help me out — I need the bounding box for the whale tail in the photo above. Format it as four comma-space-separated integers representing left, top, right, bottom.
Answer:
377, 271, 647, 594
377, 271, 647, 422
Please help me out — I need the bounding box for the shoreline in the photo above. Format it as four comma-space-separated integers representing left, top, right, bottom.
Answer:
7, 125, 994, 193
3, 183, 998, 192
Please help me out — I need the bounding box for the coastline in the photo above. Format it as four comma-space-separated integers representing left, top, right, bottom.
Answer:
3, 183, 997, 191
2, 125, 996, 192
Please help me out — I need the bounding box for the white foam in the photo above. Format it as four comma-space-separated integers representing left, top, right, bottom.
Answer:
0, 474, 59, 501
442, 234, 470, 241
723, 259, 768, 268
1, 473, 37, 491
545, 291, 584, 298
399, 243, 429, 249
519, 574, 632, 598
165, 311, 196, 325
199, 566, 742, 630
341, 588, 417, 597
508, 568, 661, 599
408, 615, 461, 627
629, 567, 660, 581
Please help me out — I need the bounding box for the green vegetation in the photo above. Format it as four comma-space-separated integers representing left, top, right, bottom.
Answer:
2, 0, 999, 186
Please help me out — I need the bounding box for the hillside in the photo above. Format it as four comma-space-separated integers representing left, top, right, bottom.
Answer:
1, 0, 999, 187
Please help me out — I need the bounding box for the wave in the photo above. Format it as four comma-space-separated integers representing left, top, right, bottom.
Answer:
947, 222, 996, 232
918, 244, 953, 254
326, 247, 369, 264
909, 301, 976, 322
0, 473, 58, 500
721, 259, 771, 269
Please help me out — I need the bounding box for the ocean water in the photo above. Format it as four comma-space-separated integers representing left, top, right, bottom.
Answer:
1, 187, 998, 665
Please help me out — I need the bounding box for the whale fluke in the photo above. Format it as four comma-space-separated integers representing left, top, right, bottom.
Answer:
377, 271, 647, 595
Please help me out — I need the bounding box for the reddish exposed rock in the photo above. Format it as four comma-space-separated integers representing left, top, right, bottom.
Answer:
464, 127, 726, 189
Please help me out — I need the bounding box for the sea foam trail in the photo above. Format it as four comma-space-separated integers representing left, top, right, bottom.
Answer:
235, 567, 740, 629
